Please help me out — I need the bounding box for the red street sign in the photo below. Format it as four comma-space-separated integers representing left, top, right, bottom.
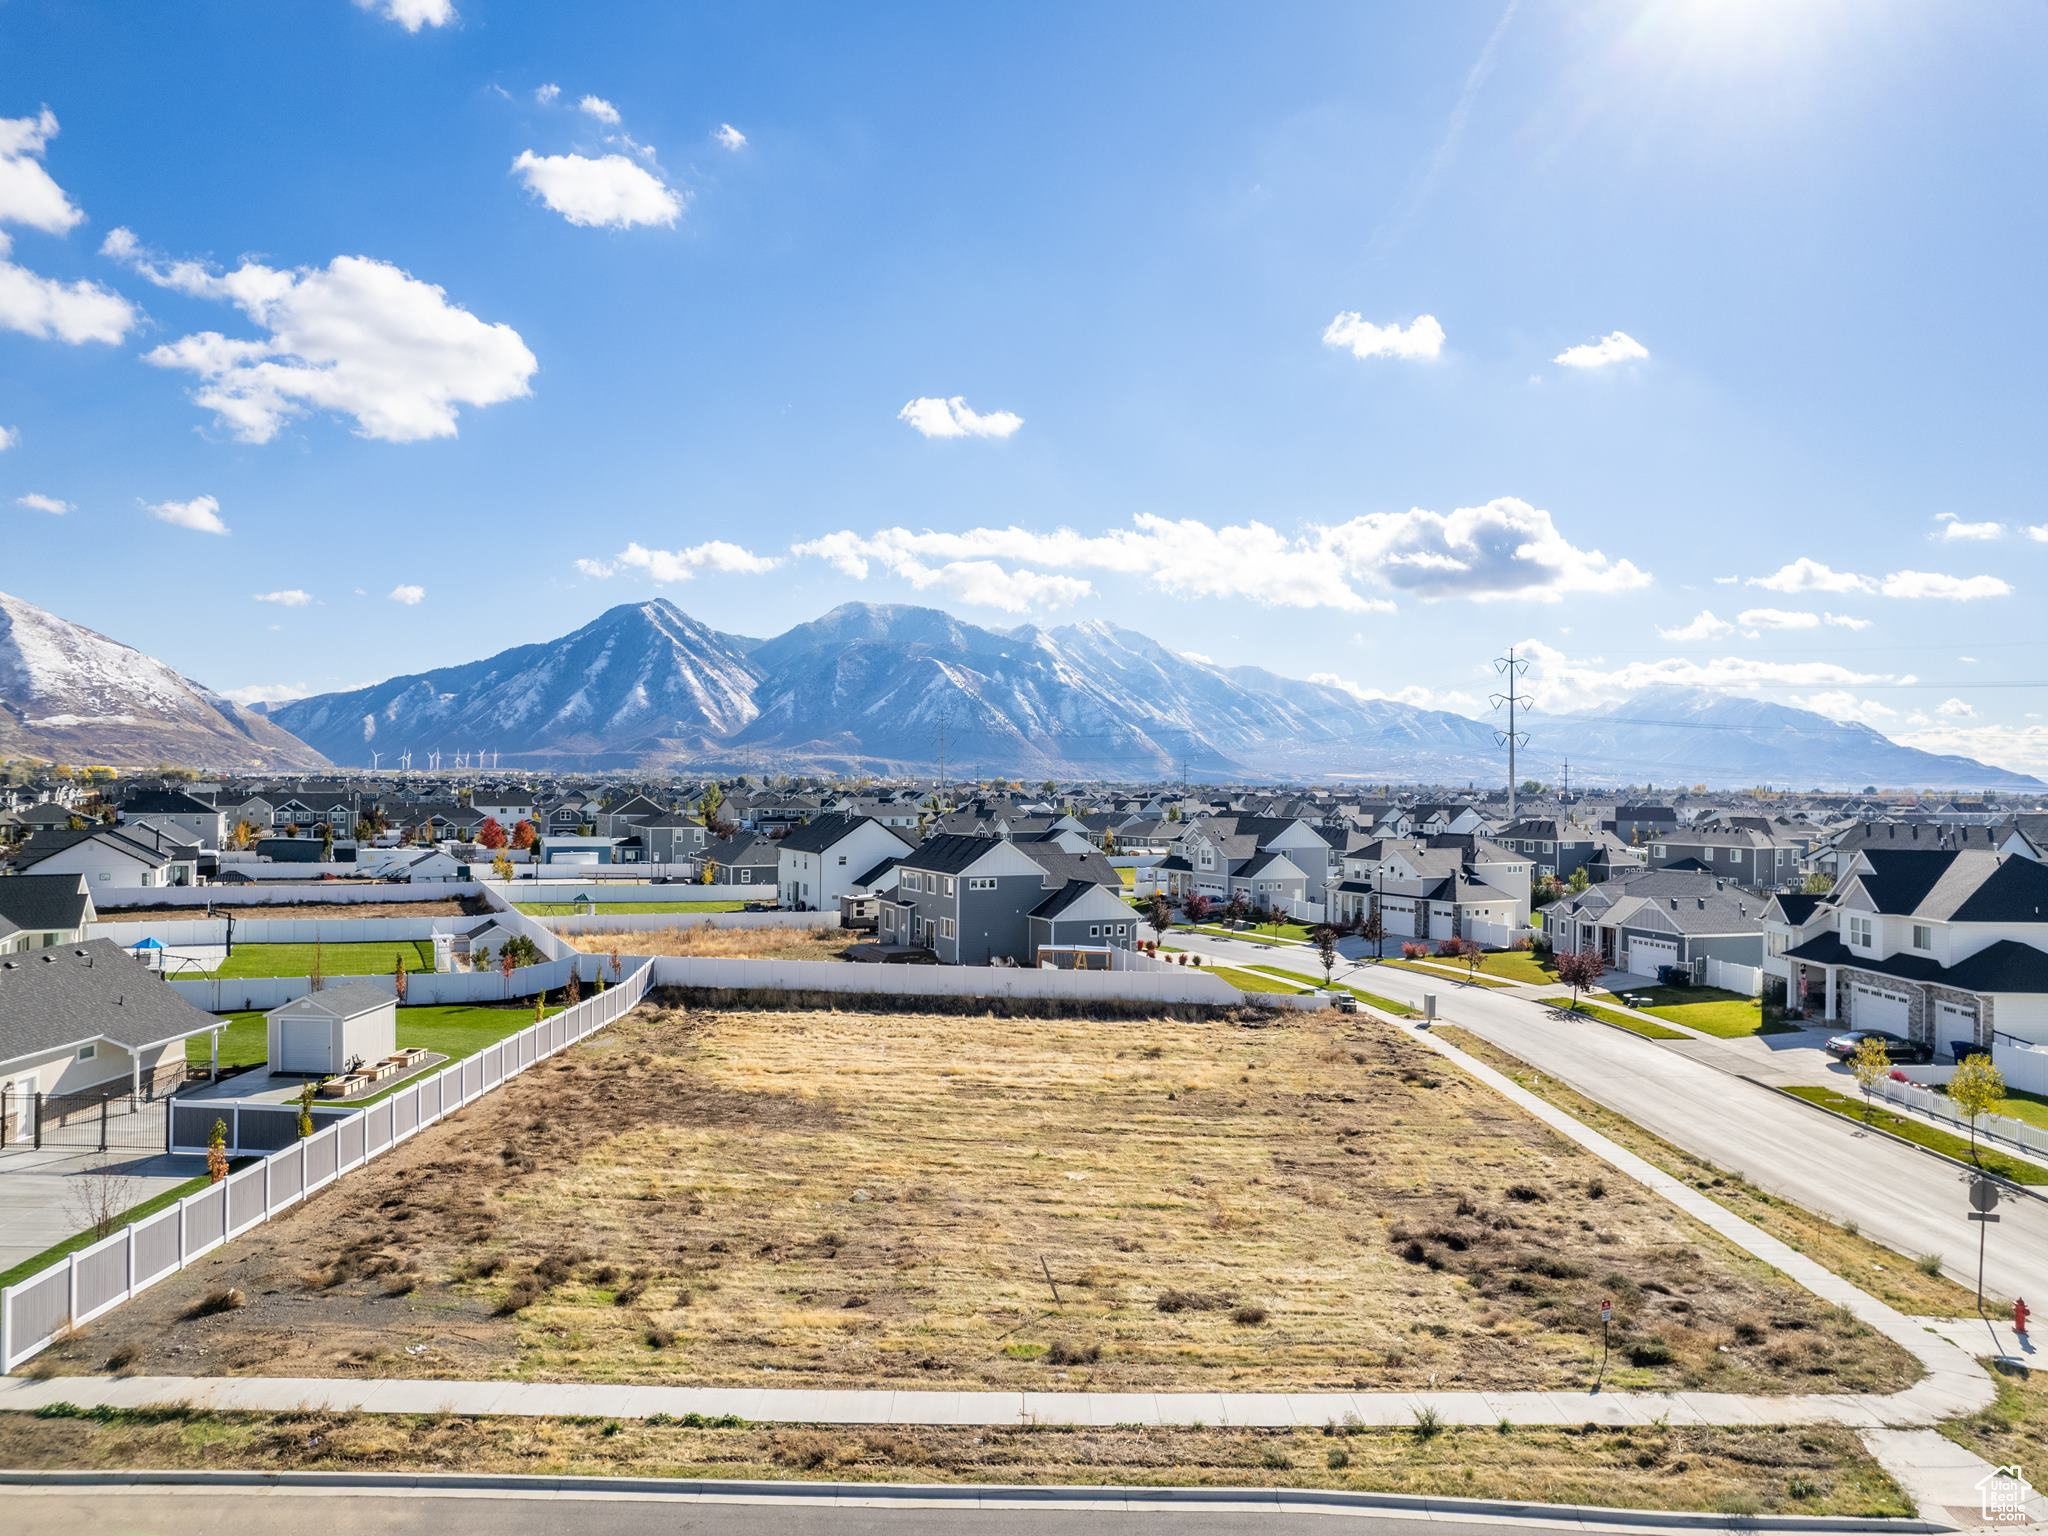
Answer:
1600, 1298, 1613, 1323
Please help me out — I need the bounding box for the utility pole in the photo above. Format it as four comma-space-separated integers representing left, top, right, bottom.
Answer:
1491, 646, 1532, 821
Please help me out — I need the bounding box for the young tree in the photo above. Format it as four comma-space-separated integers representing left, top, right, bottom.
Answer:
699, 782, 725, 827
473, 942, 491, 973
491, 852, 515, 883
699, 858, 719, 886
1184, 892, 1212, 923
511, 819, 538, 851
477, 817, 508, 850
1565, 867, 1591, 896
1360, 906, 1385, 962
309, 938, 325, 993
1553, 945, 1604, 1011
1225, 891, 1250, 930
320, 821, 334, 861
499, 947, 516, 999
393, 949, 409, 1004
1464, 944, 1486, 985
1145, 892, 1174, 943
1800, 871, 1835, 895
565, 968, 581, 1006
1949, 1053, 2008, 1164
1850, 1035, 1893, 1122
610, 946, 623, 983
1311, 923, 1340, 987
297, 1083, 315, 1140
207, 1118, 229, 1184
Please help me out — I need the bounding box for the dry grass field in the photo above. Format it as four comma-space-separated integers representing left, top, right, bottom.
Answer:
0, 1407, 1908, 1515
33, 1000, 1914, 1397
565, 924, 852, 962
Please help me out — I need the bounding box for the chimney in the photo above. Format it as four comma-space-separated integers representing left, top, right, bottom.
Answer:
1697, 897, 1706, 909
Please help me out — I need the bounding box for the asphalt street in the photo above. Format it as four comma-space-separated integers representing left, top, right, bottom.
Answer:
0, 1488, 1694, 1536
1175, 928, 2048, 1304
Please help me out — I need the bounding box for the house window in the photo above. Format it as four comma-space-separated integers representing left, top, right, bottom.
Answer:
968, 876, 997, 891
944, 877, 956, 896
1847, 914, 1872, 947
1114, 924, 1126, 937
1911, 924, 1933, 950
76, 1044, 96, 1062
940, 917, 956, 939
1090, 925, 1101, 937
837, 855, 847, 866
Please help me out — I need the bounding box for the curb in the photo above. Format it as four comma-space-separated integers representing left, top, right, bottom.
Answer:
1751, 1079, 2048, 1208
0, 1468, 1955, 1531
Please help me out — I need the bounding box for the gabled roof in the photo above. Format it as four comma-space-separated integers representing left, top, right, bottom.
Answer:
1028, 878, 1126, 921
275, 982, 394, 1019
0, 940, 225, 1065
1783, 934, 2048, 994
900, 832, 1012, 876
1015, 842, 1121, 889
0, 873, 93, 935
15, 826, 176, 871
776, 812, 906, 857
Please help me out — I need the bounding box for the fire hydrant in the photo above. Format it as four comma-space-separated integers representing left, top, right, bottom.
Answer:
2015, 1297, 2031, 1339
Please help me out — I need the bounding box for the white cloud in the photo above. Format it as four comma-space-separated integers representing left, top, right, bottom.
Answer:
898, 396, 1023, 440
535, 83, 560, 105
1895, 722, 2048, 778
108, 230, 536, 443
1737, 607, 1823, 631
1879, 569, 2011, 600
575, 540, 778, 584
511, 150, 681, 230
354, 0, 456, 31
1826, 613, 1873, 630
0, 111, 137, 347
1938, 697, 1976, 718
221, 682, 309, 706
0, 424, 15, 450
1658, 610, 1734, 641
1509, 637, 1903, 715
713, 123, 747, 151
578, 95, 621, 125
1749, 557, 2010, 602
1321, 311, 1445, 361
1712, 574, 1740, 585
2028, 524, 2048, 544
15, 492, 70, 515
254, 589, 312, 606
1936, 513, 2004, 541
1553, 330, 1649, 369
1309, 672, 1484, 715
1790, 691, 1898, 723
388, 584, 426, 605
793, 498, 1642, 613
146, 494, 228, 535
0, 108, 83, 234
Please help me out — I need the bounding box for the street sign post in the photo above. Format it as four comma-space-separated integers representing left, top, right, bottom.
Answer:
1970, 1175, 2003, 1312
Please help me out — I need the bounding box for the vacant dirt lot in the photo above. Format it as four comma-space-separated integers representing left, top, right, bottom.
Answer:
565, 924, 851, 962
94, 897, 482, 922
32, 1002, 1915, 1395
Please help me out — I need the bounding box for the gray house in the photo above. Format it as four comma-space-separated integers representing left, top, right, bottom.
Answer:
879, 833, 1136, 965
1542, 869, 1766, 980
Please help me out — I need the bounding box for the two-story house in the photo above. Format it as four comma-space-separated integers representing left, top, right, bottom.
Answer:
1329, 835, 1531, 945
116, 789, 227, 853
777, 813, 915, 912
1495, 817, 1601, 882
1770, 847, 2048, 1056
878, 834, 1135, 966
1645, 827, 1802, 891
0, 873, 96, 954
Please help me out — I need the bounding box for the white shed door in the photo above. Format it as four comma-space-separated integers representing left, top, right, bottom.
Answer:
1625, 935, 1678, 975
276, 1017, 330, 1074
1850, 981, 1910, 1033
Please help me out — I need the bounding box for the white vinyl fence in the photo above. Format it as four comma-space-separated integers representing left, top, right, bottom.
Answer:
540, 910, 839, 937
87, 916, 482, 948
647, 954, 1292, 1009
0, 959, 653, 1373
490, 880, 765, 905
95, 881, 482, 911
1867, 1074, 2048, 1163
1700, 957, 1765, 997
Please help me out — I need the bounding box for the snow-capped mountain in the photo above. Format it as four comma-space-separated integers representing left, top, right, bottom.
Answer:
0, 590, 327, 770
265, 599, 2042, 787
270, 599, 761, 765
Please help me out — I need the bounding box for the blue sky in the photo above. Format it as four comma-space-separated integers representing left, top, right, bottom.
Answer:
3, 0, 2045, 776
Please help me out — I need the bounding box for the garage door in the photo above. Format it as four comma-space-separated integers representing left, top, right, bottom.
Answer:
276, 1018, 330, 1075
1935, 999, 1980, 1049
1625, 935, 1678, 975
1849, 981, 1911, 1033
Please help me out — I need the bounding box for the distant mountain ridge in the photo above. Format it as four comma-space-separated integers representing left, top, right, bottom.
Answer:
0, 590, 327, 771
263, 598, 2043, 789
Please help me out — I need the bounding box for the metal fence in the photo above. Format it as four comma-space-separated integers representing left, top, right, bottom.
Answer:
9, 1091, 168, 1153
0, 957, 652, 1373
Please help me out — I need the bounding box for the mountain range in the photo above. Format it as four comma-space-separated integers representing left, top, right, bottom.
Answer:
0, 590, 326, 772
0, 590, 2035, 789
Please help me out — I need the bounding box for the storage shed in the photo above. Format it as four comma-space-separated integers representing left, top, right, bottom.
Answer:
265, 984, 397, 1077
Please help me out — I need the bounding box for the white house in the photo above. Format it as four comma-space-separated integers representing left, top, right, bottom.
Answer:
1769, 847, 2048, 1057
266, 985, 398, 1076
776, 813, 915, 913
12, 826, 197, 896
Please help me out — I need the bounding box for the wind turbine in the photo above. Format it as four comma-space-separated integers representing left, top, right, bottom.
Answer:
369, 749, 381, 773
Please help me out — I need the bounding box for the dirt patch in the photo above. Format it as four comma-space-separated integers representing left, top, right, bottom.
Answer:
565, 925, 853, 962
0, 1407, 1908, 1514
30, 1003, 1918, 1396
94, 898, 485, 922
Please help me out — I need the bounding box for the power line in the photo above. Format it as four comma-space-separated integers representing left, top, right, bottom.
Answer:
1491, 646, 1532, 819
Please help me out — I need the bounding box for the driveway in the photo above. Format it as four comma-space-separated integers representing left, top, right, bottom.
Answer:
1169, 927, 2048, 1300
0, 1146, 208, 1273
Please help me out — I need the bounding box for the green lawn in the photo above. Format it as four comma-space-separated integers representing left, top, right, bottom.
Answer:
1783, 1086, 2048, 1185
1627, 984, 1783, 1039
1209, 965, 1312, 995
192, 940, 434, 980
1465, 948, 1561, 985
1114, 867, 1135, 889
192, 1003, 563, 1080
1246, 964, 1419, 1018
1950, 1086, 2048, 1133
514, 900, 747, 915
1378, 957, 1519, 988
1191, 919, 1315, 943
1556, 1001, 1690, 1041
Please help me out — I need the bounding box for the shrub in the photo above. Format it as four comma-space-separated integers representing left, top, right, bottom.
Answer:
1437, 937, 1466, 958
1045, 1340, 1102, 1366
1326, 1446, 1351, 1469
1626, 1338, 1674, 1367
1412, 1405, 1444, 1441
1916, 1252, 1944, 1277
1400, 942, 1428, 960
1230, 1304, 1268, 1326
1257, 1443, 1291, 1470
186, 1287, 245, 1319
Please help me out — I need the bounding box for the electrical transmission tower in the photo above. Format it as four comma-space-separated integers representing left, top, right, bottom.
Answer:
1491, 646, 1533, 820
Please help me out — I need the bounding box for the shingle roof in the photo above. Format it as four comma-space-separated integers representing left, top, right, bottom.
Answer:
0, 939, 225, 1064
776, 812, 889, 856
1783, 933, 2048, 994
285, 982, 394, 1018
0, 873, 93, 936
900, 833, 1010, 877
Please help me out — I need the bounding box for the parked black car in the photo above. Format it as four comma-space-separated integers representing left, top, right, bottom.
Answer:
1824, 1028, 1932, 1066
